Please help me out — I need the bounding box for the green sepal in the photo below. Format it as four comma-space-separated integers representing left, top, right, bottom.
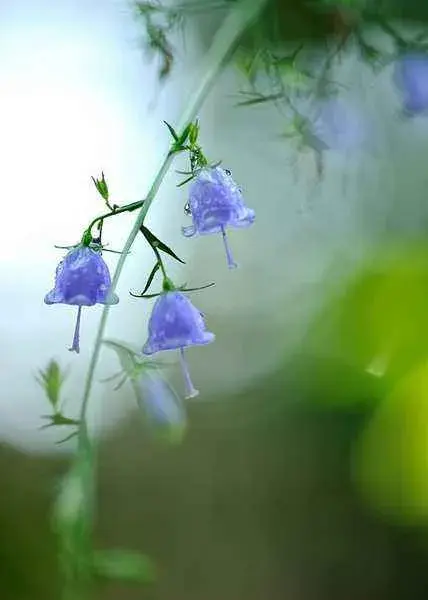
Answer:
176, 174, 195, 187
81, 230, 92, 247
188, 119, 199, 146
91, 172, 109, 201
129, 290, 164, 299
140, 261, 161, 296
178, 282, 215, 293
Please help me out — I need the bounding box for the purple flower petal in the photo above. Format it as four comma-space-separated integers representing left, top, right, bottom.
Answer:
138, 372, 186, 427
45, 245, 118, 307
45, 245, 118, 351
309, 98, 366, 152
184, 167, 255, 236
142, 291, 215, 355
394, 53, 428, 115
183, 167, 254, 267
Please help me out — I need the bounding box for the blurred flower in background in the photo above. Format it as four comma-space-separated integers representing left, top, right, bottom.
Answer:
137, 370, 186, 441
394, 53, 428, 116
301, 240, 428, 524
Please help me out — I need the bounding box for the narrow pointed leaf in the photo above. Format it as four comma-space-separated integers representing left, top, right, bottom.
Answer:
141, 261, 161, 296
236, 92, 282, 107
56, 430, 79, 445
140, 225, 185, 264
40, 413, 80, 429
36, 360, 67, 410
163, 120, 179, 141
177, 122, 193, 146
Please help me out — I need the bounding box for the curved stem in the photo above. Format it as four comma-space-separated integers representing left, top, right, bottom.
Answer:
86, 199, 146, 237
79, 0, 269, 428
62, 3, 269, 597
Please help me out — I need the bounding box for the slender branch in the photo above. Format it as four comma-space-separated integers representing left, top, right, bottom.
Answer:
60, 3, 269, 598
79, 0, 270, 426
86, 199, 146, 237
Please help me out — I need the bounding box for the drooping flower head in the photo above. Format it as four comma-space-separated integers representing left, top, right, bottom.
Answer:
394, 53, 428, 115
301, 96, 366, 153
182, 166, 255, 269
137, 371, 186, 440
142, 291, 214, 398
314, 98, 365, 151
45, 245, 118, 353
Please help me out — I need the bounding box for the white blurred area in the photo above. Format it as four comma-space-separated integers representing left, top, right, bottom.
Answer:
0, 0, 202, 452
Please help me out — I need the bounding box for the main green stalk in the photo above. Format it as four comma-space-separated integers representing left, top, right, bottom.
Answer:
79, 0, 268, 426
61, 1, 268, 597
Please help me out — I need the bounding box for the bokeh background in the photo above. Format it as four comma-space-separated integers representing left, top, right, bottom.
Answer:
2, 0, 428, 598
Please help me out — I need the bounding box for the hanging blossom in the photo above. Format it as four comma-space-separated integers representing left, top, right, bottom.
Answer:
142, 290, 214, 399
45, 245, 118, 353
301, 96, 367, 153
182, 166, 255, 269
137, 370, 186, 430
394, 53, 428, 116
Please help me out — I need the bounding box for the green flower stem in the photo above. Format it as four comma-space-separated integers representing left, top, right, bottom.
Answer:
63, 0, 269, 597
85, 199, 146, 239
80, 0, 269, 427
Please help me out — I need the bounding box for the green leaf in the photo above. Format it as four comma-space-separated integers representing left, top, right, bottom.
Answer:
36, 360, 67, 410
92, 549, 156, 584
235, 91, 282, 106
103, 339, 161, 383
163, 120, 179, 141
40, 413, 80, 429
140, 225, 185, 264
141, 261, 161, 296
177, 122, 192, 146
188, 120, 199, 145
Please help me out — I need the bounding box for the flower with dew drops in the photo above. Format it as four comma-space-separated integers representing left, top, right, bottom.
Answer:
44, 245, 118, 353
142, 291, 214, 399
182, 166, 255, 269
394, 53, 428, 116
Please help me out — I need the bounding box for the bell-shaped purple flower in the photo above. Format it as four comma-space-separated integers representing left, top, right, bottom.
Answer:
306, 97, 366, 152
394, 53, 428, 115
45, 245, 118, 353
137, 371, 186, 429
182, 166, 255, 269
142, 291, 214, 398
